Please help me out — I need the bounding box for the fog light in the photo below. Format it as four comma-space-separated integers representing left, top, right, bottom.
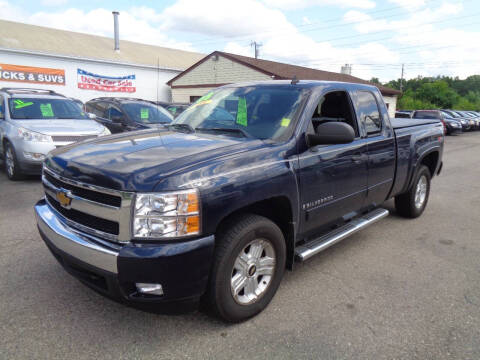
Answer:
136, 283, 164, 296
23, 152, 46, 161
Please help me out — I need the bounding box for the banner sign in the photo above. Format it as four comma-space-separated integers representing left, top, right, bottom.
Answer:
77, 68, 136, 92
0, 64, 65, 85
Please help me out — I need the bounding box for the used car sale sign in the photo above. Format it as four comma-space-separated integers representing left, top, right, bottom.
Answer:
77, 68, 136, 92
0, 63, 65, 85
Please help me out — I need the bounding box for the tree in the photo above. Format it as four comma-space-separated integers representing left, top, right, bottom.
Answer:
415, 81, 459, 108
380, 75, 480, 110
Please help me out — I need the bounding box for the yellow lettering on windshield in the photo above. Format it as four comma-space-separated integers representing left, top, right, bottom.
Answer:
192, 99, 212, 108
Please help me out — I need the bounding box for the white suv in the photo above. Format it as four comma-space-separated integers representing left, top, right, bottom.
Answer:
0, 88, 110, 180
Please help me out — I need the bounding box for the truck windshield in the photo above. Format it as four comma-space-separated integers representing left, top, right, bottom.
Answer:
413, 111, 439, 119
122, 102, 173, 124
172, 86, 307, 140
8, 98, 89, 120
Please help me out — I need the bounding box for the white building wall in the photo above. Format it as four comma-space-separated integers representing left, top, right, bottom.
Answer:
171, 87, 216, 103
383, 95, 398, 118
0, 51, 180, 102
173, 55, 271, 87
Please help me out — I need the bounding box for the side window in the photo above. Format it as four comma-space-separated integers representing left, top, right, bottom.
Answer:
190, 96, 201, 103
106, 105, 125, 121
356, 91, 381, 135
87, 101, 108, 118
311, 91, 359, 137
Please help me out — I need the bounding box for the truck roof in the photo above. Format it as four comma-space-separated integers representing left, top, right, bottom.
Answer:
220, 80, 381, 92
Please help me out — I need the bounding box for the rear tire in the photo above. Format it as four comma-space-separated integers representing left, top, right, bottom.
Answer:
3, 142, 24, 181
206, 214, 286, 322
395, 165, 431, 218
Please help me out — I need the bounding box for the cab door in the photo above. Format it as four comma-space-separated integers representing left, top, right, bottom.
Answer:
354, 90, 396, 207
297, 89, 368, 236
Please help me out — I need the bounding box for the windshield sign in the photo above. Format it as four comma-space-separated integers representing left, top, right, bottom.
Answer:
173, 86, 307, 140
8, 97, 89, 120
122, 102, 173, 124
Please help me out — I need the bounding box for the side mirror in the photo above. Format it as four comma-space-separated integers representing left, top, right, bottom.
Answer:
307, 122, 355, 146
87, 112, 97, 119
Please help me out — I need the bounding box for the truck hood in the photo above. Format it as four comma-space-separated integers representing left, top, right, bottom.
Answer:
45, 129, 264, 191
15, 119, 106, 135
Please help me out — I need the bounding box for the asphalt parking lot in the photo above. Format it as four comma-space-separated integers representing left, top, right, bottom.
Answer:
1, 133, 479, 360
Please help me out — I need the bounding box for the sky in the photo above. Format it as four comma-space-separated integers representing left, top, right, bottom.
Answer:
1, 0, 479, 82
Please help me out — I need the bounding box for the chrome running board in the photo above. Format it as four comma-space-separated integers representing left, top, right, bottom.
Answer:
295, 208, 389, 262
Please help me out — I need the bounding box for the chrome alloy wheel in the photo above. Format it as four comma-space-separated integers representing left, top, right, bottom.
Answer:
415, 175, 428, 209
230, 238, 276, 305
5, 146, 15, 177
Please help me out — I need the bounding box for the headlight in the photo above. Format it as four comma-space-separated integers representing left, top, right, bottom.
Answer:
133, 189, 200, 239
18, 127, 52, 142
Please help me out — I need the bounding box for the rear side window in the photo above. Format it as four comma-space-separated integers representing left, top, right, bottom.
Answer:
413, 111, 440, 120
356, 91, 381, 135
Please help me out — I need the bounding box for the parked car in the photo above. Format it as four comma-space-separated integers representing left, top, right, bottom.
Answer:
165, 103, 190, 118
439, 111, 463, 134
0, 88, 110, 180
470, 111, 480, 129
442, 110, 472, 131
459, 111, 480, 130
411, 110, 447, 134
395, 111, 412, 118
69, 97, 84, 111
35, 81, 444, 322
85, 97, 173, 134
154, 101, 171, 109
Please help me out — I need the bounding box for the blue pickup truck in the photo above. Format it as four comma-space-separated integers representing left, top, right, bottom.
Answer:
35, 81, 444, 322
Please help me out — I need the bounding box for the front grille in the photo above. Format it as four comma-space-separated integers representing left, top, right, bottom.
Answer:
44, 172, 121, 207
46, 194, 119, 235
42, 167, 133, 242
52, 135, 97, 142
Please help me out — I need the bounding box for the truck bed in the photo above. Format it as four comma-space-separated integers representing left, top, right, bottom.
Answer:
391, 118, 440, 129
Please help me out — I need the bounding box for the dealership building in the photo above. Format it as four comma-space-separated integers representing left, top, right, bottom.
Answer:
0, 19, 204, 102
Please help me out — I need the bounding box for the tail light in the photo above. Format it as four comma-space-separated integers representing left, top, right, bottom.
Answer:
440, 120, 446, 135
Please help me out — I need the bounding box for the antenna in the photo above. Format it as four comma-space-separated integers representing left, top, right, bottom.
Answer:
291, 75, 299, 85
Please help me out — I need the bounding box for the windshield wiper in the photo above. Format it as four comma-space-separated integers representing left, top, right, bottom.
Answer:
168, 123, 195, 133
195, 127, 252, 138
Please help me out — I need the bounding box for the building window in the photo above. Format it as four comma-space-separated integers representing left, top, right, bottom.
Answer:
190, 96, 201, 103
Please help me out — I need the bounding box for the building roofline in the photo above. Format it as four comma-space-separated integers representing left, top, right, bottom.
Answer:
0, 47, 183, 73
167, 51, 401, 96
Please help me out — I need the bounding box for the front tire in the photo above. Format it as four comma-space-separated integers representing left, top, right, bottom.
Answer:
3, 142, 23, 181
395, 165, 431, 218
207, 214, 286, 322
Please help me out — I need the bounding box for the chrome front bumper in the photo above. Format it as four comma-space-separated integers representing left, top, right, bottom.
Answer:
35, 200, 119, 273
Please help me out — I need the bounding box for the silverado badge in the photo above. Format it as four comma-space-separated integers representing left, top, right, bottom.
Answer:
56, 190, 72, 209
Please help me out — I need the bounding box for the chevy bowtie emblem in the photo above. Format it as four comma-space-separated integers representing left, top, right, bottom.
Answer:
56, 190, 72, 208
